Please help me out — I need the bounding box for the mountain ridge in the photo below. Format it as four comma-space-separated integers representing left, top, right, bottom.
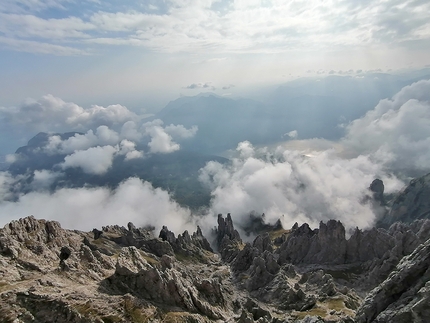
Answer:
1, 213, 429, 322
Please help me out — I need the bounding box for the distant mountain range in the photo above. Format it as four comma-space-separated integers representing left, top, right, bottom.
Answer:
154, 72, 430, 154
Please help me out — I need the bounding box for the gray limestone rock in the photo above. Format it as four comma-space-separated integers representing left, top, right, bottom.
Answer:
356, 237, 430, 322
379, 173, 430, 228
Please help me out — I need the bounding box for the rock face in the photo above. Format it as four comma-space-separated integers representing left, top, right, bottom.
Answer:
356, 237, 430, 322
1, 214, 430, 323
369, 179, 385, 204
379, 172, 430, 228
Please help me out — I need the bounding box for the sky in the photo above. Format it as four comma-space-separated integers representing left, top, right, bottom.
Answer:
1, 0, 430, 110
1, 0, 430, 236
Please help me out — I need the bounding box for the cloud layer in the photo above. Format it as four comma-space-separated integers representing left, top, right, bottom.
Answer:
1, 0, 429, 55
0, 94, 138, 132
343, 79, 430, 173
199, 141, 404, 232
1, 94, 198, 174
2, 79, 430, 236
0, 177, 195, 233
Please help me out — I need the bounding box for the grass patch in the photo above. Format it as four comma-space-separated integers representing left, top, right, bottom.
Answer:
162, 312, 191, 323
237, 242, 246, 251
138, 250, 159, 266
294, 298, 354, 320
123, 297, 153, 323
175, 250, 212, 264
324, 265, 363, 281
325, 298, 345, 311
268, 229, 291, 240
75, 302, 99, 317
294, 306, 327, 319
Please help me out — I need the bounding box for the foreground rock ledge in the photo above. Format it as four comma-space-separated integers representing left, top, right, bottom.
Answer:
0, 215, 429, 322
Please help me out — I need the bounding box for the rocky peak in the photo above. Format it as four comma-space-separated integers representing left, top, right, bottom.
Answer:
356, 236, 430, 322
369, 178, 384, 203
159, 225, 176, 245
2, 211, 430, 322
216, 213, 242, 247
319, 220, 345, 241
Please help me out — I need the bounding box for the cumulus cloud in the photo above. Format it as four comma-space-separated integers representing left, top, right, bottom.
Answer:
143, 119, 197, 154
62, 145, 118, 175
119, 140, 144, 160
146, 126, 180, 154
283, 130, 298, 139
164, 124, 198, 139
46, 126, 120, 154
0, 94, 139, 133
31, 170, 62, 190
200, 141, 404, 233
0, 177, 195, 233
197, 80, 430, 233
343, 79, 430, 173
120, 121, 144, 142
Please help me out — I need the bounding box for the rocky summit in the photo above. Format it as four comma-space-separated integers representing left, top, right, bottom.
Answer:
1, 214, 430, 323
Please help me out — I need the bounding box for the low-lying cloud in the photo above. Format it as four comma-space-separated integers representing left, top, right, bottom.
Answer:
62, 145, 118, 175
0, 177, 196, 233
343, 79, 430, 174
199, 141, 403, 232
2, 80, 430, 236
0, 94, 139, 132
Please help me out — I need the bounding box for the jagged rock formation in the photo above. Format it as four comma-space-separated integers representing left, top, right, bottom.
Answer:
379, 172, 430, 228
1, 213, 430, 322
369, 179, 384, 205
356, 237, 430, 322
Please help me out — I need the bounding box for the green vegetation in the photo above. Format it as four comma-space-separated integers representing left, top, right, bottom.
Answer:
138, 250, 160, 266
162, 312, 196, 323
175, 249, 213, 264
268, 229, 290, 240
294, 306, 327, 319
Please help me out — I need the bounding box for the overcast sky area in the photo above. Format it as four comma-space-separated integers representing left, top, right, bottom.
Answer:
1, 0, 430, 235
1, 0, 430, 109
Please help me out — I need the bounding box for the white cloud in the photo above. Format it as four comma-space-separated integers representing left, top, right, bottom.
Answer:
31, 170, 62, 189
5, 153, 18, 163
283, 130, 298, 139
45, 126, 120, 154
0, 94, 139, 133
0, 171, 24, 201
0, 177, 195, 233
1, 0, 429, 55
200, 142, 404, 232
146, 124, 180, 154
0, 36, 88, 55
143, 119, 198, 154
119, 139, 144, 160
343, 79, 430, 173
164, 124, 198, 139
61, 145, 118, 175
120, 121, 143, 141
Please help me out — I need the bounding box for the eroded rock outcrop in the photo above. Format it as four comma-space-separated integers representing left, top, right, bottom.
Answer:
2, 213, 430, 323
356, 237, 430, 322
278, 220, 347, 265
379, 172, 430, 228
